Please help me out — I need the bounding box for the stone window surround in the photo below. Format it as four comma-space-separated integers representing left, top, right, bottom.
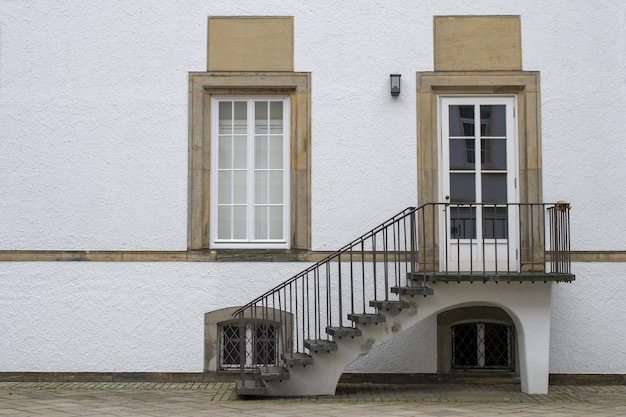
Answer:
204, 306, 293, 372
188, 71, 311, 252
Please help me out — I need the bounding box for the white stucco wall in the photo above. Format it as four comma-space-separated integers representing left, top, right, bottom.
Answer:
1, 1, 625, 374
550, 263, 626, 374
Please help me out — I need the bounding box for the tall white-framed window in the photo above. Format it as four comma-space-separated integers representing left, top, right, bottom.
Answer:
210, 96, 290, 249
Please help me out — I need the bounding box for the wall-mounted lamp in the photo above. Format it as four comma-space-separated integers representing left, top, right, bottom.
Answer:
390, 74, 401, 96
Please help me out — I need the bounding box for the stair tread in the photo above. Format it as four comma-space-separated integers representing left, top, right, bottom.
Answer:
259, 366, 290, 381
282, 352, 314, 366
347, 313, 386, 324
391, 286, 434, 296
369, 299, 411, 309
304, 338, 338, 352
326, 326, 362, 337
236, 379, 266, 396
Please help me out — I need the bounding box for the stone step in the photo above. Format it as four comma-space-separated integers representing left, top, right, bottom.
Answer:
369, 299, 411, 310
236, 379, 266, 396
347, 313, 386, 324
326, 326, 362, 338
282, 352, 314, 367
391, 286, 434, 296
259, 366, 290, 381
304, 338, 338, 352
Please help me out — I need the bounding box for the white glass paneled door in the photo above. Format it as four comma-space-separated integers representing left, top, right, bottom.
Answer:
440, 96, 518, 272
211, 97, 290, 248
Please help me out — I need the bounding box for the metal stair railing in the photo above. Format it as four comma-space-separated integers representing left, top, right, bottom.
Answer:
231, 202, 572, 388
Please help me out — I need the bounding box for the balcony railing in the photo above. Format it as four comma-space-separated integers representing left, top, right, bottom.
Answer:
231, 202, 573, 385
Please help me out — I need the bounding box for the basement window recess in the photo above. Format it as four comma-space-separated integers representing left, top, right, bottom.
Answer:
451, 322, 514, 371
218, 320, 280, 370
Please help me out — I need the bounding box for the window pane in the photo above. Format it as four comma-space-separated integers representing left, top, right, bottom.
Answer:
269, 206, 283, 239
450, 206, 476, 239
233, 136, 247, 169
450, 173, 475, 203
255, 206, 268, 239
269, 136, 283, 169
221, 325, 241, 366
481, 139, 507, 170
218, 171, 231, 204
255, 101, 268, 135
483, 206, 508, 239
269, 171, 283, 204
481, 173, 507, 203
218, 136, 232, 169
233, 206, 247, 239
452, 324, 478, 367
255, 171, 268, 204
233, 171, 247, 204
234, 101, 247, 134
255, 136, 268, 169
269, 101, 283, 134
218, 101, 232, 134
217, 206, 231, 239
450, 139, 475, 170
449, 105, 474, 137
480, 105, 506, 137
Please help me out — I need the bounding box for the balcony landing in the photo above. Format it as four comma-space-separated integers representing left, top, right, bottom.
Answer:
409, 272, 575, 284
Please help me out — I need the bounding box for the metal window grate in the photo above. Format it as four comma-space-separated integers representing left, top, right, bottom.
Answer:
451, 322, 514, 370
218, 322, 279, 370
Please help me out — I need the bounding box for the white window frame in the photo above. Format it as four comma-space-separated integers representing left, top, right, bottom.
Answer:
210, 96, 291, 249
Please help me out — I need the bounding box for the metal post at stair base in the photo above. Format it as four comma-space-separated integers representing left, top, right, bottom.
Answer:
238, 310, 245, 382
409, 210, 417, 286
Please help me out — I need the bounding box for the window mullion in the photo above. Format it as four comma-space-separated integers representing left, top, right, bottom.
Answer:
248, 99, 255, 242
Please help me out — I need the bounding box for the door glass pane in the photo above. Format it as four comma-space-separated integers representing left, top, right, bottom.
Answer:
480, 105, 506, 137
483, 206, 508, 239
450, 206, 476, 239
218, 102, 232, 134
234, 101, 247, 134
449, 105, 475, 136
450, 173, 475, 203
481, 173, 507, 203
450, 139, 475, 170
481, 139, 507, 170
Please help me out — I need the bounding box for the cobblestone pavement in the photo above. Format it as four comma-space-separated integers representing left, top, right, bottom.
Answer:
0, 382, 625, 416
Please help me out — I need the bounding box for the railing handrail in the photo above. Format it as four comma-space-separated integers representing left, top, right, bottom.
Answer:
232, 201, 573, 318
232, 205, 422, 317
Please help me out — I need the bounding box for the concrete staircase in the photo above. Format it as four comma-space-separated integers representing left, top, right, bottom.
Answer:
237, 280, 433, 397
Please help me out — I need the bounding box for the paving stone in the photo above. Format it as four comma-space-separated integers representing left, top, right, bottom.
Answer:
0, 382, 625, 416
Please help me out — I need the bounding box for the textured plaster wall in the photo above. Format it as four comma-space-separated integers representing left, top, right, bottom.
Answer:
0, 262, 305, 371
0, 1, 625, 373
1, 1, 624, 250
550, 263, 626, 374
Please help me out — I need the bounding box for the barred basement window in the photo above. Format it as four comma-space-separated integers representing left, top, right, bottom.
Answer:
218, 321, 280, 370
451, 322, 514, 370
